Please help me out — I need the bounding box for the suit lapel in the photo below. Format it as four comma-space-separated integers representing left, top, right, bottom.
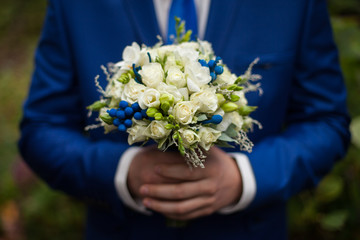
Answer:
124, 0, 160, 45
205, 0, 241, 54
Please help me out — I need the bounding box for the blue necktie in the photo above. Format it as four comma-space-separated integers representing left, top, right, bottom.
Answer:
167, 0, 198, 43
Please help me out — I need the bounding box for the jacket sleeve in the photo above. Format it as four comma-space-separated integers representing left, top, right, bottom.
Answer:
246, 0, 350, 210
18, 0, 127, 219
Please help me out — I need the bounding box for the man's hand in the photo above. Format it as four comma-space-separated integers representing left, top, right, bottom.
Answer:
127, 146, 184, 199
138, 147, 243, 220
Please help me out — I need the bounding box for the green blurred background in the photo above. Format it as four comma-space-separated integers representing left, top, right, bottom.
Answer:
0, 0, 359, 239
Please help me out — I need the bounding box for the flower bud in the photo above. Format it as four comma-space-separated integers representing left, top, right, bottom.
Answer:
146, 107, 158, 117
154, 113, 163, 120
216, 94, 226, 105
87, 101, 107, 111
238, 106, 257, 116
221, 102, 238, 112
100, 112, 113, 125
161, 102, 171, 113
160, 93, 174, 106
230, 94, 240, 102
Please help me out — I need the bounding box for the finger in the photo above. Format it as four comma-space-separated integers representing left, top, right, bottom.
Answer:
140, 180, 215, 200
165, 206, 215, 221
142, 195, 215, 217
155, 163, 204, 181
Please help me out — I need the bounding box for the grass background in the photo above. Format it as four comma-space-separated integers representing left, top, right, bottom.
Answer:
0, 0, 359, 239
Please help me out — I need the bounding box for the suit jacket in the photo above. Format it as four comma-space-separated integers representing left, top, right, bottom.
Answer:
19, 0, 350, 239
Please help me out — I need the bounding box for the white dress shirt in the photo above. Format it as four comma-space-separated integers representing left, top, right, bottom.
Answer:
114, 0, 257, 215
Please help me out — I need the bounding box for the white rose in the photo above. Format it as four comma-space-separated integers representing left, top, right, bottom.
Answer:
175, 46, 199, 65
166, 66, 187, 88
185, 62, 212, 93
121, 79, 147, 104
127, 122, 148, 145
173, 101, 199, 125
178, 128, 199, 148
122, 42, 141, 64
156, 82, 183, 103
179, 42, 200, 51
145, 120, 171, 139
138, 88, 161, 109
190, 87, 219, 113
164, 55, 178, 72
198, 127, 221, 151
139, 63, 164, 88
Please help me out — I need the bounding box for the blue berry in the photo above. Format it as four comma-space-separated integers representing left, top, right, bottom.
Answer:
116, 110, 125, 119
141, 109, 148, 118
211, 115, 223, 124
208, 60, 216, 70
134, 112, 143, 120
210, 72, 217, 82
118, 124, 126, 132
107, 109, 117, 117
214, 65, 224, 75
113, 118, 121, 126
125, 107, 134, 117
215, 56, 222, 63
131, 102, 141, 112
119, 100, 129, 109
198, 59, 207, 67
124, 119, 133, 128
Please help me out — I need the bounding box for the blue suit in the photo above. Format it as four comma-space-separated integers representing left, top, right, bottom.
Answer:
19, 0, 350, 239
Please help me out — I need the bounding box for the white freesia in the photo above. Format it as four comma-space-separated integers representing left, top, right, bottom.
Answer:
122, 42, 141, 65
138, 88, 160, 109
106, 78, 123, 99
121, 79, 147, 104
185, 62, 212, 92
175, 45, 199, 65
179, 128, 199, 148
156, 82, 183, 103
139, 62, 164, 88
157, 45, 177, 59
145, 120, 171, 139
164, 55, 178, 72
190, 87, 218, 113
198, 127, 222, 151
198, 40, 214, 60
166, 66, 187, 88
173, 101, 199, 125
127, 121, 148, 145
216, 66, 237, 85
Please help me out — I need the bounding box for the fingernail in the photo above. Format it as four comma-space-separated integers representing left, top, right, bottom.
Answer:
140, 186, 149, 195
143, 199, 151, 207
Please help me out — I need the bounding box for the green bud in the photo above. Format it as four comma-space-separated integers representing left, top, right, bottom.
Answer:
178, 144, 186, 156
87, 101, 107, 111
160, 93, 174, 105
117, 72, 131, 84
221, 102, 238, 112
161, 102, 171, 113
99, 113, 113, 125
235, 76, 246, 84
216, 94, 226, 105
168, 114, 175, 122
154, 113, 163, 120
165, 124, 174, 130
238, 106, 258, 116
230, 94, 240, 102
227, 84, 244, 91
146, 107, 158, 117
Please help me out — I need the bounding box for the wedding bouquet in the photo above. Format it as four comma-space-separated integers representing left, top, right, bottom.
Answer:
87, 19, 261, 168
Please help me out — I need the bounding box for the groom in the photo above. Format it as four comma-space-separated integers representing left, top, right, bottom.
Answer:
19, 0, 350, 239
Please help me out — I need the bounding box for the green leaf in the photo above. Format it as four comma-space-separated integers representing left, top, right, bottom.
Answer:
320, 210, 348, 231
196, 114, 208, 122
218, 133, 237, 142
224, 124, 238, 138
215, 140, 235, 148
